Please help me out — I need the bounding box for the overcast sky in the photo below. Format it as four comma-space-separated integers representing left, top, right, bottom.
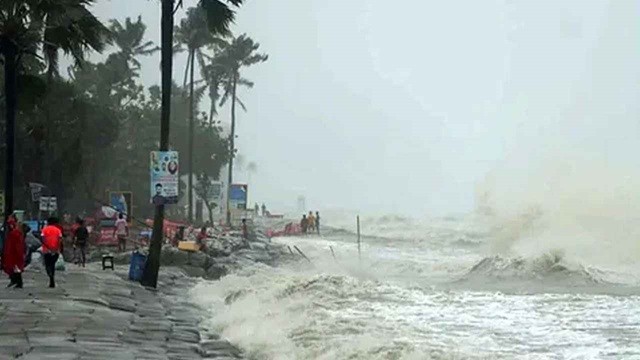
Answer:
93, 0, 640, 216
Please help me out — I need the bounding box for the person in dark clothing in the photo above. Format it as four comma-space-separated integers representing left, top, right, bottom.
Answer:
301, 215, 308, 234
152, 183, 166, 206
242, 219, 249, 240
315, 211, 321, 235
73, 219, 89, 267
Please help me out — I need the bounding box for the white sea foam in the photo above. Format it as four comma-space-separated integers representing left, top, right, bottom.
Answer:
192, 216, 640, 359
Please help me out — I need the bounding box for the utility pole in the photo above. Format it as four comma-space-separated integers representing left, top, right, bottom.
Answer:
188, 48, 195, 224
357, 215, 361, 261
141, 0, 174, 288
3, 40, 17, 231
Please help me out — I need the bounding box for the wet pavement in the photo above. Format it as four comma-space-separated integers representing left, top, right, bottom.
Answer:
0, 263, 242, 360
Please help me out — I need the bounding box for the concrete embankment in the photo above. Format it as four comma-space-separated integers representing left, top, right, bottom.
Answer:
0, 221, 302, 360
0, 265, 243, 360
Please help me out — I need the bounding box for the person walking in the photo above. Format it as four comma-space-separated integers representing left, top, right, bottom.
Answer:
41, 217, 63, 288
23, 223, 41, 268
2, 215, 25, 288
73, 219, 89, 267
114, 213, 128, 252
315, 211, 321, 235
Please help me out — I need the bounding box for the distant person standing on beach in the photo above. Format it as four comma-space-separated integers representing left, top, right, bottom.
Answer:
114, 213, 128, 252
3, 216, 25, 288
242, 219, 249, 240
307, 211, 316, 233
261, 203, 267, 217
41, 217, 63, 288
254, 203, 259, 216
315, 211, 321, 235
301, 215, 308, 234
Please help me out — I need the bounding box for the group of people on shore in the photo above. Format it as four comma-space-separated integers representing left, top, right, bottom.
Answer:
301, 211, 321, 235
254, 203, 270, 217
1, 214, 90, 289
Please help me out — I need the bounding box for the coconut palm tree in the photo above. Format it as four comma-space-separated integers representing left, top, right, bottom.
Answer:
214, 34, 268, 226
142, 0, 244, 288
174, 6, 224, 223
109, 16, 159, 73
0, 0, 110, 221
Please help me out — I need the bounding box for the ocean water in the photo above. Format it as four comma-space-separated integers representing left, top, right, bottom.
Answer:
191, 215, 640, 359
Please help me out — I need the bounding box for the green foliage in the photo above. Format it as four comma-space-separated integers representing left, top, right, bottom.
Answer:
198, 0, 244, 36
0, 0, 111, 75
193, 172, 220, 225
1, 12, 230, 220
214, 34, 268, 109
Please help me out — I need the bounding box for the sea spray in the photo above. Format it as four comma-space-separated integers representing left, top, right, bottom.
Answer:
476, 151, 640, 267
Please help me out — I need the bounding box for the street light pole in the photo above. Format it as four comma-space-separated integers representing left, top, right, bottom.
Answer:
141, 0, 174, 288
3, 40, 17, 227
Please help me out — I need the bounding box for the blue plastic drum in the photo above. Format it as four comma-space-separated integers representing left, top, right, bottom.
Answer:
128, 251, 147, 281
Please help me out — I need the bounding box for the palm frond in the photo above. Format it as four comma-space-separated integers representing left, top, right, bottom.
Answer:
235, 96, 247, 112
41, 2, 111, 69
199, 0, 243, 36
237, 77, 253, 88
218, 83, 232, 107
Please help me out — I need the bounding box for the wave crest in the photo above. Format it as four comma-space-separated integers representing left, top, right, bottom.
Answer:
462, 252, 611, 285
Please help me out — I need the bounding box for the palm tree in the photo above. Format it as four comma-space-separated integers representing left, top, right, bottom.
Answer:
214, 34, 268, 226
109, 16, 159, 74
0, 0, 109, 222
174, 6, 222, 223
141, 0, 244, 288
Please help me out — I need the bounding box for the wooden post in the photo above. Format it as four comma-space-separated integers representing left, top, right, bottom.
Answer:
293, 245, 311, 263
329, 246, 336, 260
357, 215, 361, 261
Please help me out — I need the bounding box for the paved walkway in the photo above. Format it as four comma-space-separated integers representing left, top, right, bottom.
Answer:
0, 264, 242, 360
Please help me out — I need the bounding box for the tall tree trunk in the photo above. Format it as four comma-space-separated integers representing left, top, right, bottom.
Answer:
3, 41, 17, 226
208, 100, 215, 125
188, 48, 195, 224
204, 201, 214, 227
141, 0, 174, 288
226, 72, 238, 227
182, 51, 191, 89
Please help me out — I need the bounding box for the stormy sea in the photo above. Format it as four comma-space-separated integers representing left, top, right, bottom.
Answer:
191, 211, 640, 359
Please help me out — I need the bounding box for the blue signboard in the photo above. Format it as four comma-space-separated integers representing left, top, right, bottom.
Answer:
230, 184, 248, 210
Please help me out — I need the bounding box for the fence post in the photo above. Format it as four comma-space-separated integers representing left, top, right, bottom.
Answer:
357, 215, 361, 261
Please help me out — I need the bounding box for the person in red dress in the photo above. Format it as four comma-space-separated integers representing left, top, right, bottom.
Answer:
2, 215, 25, 288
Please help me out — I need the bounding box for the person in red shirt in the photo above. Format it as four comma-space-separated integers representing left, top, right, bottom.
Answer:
2, 215, 25, 288
196, 227, 208, 252
41, 217, 63, 288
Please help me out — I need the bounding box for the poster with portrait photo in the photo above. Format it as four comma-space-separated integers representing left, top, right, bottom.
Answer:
150, 151, 179, 205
